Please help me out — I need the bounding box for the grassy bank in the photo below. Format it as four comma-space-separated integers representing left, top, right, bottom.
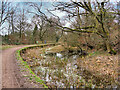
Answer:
16, 44, 57, 88
0, 45, 14, 50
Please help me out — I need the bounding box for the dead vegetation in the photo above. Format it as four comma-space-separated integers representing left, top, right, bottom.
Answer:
77, 53, 118, 88
21, 45, 119, 88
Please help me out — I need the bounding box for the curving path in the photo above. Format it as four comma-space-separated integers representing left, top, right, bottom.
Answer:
0, 45, 34, 89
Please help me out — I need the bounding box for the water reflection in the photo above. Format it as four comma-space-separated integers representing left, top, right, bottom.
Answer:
56, 53, 63, 58
30, 51, 90, 88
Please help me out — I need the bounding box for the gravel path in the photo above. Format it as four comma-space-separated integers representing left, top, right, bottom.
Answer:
1, 45, 33, 88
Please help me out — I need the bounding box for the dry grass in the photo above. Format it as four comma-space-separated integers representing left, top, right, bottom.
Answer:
46, 45, 65, 53
21, 45, 119, 88
77, 53, 118, 87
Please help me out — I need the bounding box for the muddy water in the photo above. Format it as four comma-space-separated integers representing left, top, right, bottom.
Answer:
30, 51, 94, 88
21, 45, 119, 88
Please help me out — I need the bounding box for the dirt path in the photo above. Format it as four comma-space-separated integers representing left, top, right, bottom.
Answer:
1, 45, 33, 88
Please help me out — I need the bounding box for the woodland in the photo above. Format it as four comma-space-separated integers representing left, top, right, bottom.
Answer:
1, 0, 120, 88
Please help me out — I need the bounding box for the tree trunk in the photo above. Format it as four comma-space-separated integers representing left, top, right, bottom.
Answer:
40, 38, 44, 43
11, 13, 14, 34
104, 38, 116, 55
20, 28, 22, 38
98, 32, 116, 55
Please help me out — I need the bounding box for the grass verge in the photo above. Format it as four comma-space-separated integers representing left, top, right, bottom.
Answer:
0, 45, 14, 50
16, 44, 58, 88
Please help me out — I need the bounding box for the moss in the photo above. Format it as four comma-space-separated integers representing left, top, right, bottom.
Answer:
16, 44, 60, 88
109, 49, 117, 55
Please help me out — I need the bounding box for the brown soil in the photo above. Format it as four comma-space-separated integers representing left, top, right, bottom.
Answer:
1, 45, 34, 88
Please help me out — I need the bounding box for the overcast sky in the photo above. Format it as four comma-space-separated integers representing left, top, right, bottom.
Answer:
0, 0, 119, 35
2, 0, 119, 2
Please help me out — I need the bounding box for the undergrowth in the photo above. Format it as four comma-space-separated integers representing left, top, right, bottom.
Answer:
16, 45, 52, 88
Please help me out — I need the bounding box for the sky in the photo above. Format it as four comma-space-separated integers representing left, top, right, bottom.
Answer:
0, 0, 119, 35
1, 0, 119, 2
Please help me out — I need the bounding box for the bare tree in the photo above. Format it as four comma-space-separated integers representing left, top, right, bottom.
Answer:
0, 0, 11, 27
31, 15, 48, 43
14, 8, 28, 40
46, 0, 118, 54
6, 4, 17, 34
26, 1, 118, 54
